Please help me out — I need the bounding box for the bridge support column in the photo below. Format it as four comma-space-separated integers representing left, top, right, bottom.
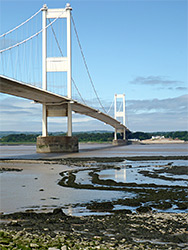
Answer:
67, 103, 72, 136
42, 104, 47, 137
123, 128, 126, 140
114, 128, 117, 141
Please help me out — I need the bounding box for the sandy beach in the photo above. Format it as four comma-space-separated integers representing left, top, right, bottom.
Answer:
140, 138, 186, 144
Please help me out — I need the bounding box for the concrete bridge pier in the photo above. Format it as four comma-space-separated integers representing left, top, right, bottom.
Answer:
112, 138, 127, 146
36, 135, 78, 153
112, 128, 127, 145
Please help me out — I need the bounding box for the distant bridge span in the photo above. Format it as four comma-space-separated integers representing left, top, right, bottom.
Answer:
0, 75, 127, 133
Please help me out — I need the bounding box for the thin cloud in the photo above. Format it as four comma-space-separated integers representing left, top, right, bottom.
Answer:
126, 95, 188, 114
125, 95, 188, 131
167, 86, 188, 91
130, 76, 183, 86
176, 87, 188, 91
128, 111, 188, 132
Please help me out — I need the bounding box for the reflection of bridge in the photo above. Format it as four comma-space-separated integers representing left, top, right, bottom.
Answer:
0, 3, 128, 153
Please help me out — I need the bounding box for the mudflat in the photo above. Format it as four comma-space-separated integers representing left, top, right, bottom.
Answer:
0, 153, 188, 249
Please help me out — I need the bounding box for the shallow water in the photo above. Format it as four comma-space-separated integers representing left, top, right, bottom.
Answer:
0, 163, 126, 214
0, 143, 187, 216
98, 160, 188, 186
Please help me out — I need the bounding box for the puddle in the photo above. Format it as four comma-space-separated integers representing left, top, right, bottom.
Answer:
98, 160, 188, 186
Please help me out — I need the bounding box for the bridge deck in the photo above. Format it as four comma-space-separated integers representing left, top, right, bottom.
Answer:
0, 75, 127, 131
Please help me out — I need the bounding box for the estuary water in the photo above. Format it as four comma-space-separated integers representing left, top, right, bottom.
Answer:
0, 142, 188, 159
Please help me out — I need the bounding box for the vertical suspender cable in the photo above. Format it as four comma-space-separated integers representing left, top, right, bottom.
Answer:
71, 14, 106, 113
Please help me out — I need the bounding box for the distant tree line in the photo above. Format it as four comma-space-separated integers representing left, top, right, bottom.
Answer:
0, 131, 187, 143
0, 133, 39, 143
75, 132, 114, 142
127, 131, 151, 140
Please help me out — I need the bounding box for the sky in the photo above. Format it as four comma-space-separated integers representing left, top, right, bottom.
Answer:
0, 0, 187, 133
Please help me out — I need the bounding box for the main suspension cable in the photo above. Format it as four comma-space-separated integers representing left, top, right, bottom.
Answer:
0, 10, 65, 53
71, 14, 106, 113
0, 8, 42, 38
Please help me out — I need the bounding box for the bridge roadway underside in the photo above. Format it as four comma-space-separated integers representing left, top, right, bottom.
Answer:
0, 75, 128, 152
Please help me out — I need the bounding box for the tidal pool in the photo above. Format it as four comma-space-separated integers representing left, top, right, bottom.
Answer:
98, 160, 188, 186
57, 158, 188, 215
1, 157, 188, 216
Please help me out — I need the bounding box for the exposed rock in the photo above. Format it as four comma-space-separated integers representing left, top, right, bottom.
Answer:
1, 212, 188, 249
113, 209, 132, 214
61, 246, 67, 250
176, 202, 188, 210
87, 202, 114, 212
53, 208, 67, 216
136, 206, 152, 213
30, 243, 39, 248
48, 248, 60, 250
152, 202, 172, 210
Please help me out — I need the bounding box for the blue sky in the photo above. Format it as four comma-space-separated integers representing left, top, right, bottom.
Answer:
0, 0, 187, 132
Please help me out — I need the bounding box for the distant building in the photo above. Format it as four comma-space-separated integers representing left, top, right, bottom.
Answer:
152, 136, 165, 140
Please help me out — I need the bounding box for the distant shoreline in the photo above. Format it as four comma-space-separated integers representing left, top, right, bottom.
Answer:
139, 138, 187, 144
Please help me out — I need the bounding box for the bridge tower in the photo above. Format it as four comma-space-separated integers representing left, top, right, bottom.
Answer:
113, 94, 127, 145
41, 3, 72, 137
36, 3, 78, 153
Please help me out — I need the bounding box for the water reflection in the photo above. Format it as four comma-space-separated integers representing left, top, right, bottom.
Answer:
68, 205, 73, 216
115, 168, 126, 182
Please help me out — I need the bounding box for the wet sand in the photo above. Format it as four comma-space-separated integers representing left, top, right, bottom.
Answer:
0, 144, 188, 249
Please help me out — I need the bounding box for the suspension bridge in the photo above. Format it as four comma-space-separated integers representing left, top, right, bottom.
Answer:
0, 3, 128, 153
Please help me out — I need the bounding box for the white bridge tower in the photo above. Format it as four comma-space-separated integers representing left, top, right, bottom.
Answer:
42, 3, 72, 137
114, 94, 126, 143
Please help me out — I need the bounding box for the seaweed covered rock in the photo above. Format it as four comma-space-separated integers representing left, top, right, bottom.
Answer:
152, 202, 172, 210
87, 202, 114, 212
136, 206, 152, 213
52, 208, 66, 217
